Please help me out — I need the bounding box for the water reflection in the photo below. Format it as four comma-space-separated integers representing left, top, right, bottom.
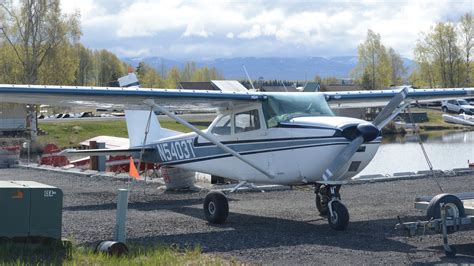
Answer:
356, 130, 474, 177
381, 130, 474, 144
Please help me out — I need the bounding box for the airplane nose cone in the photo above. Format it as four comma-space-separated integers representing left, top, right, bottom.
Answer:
357, 123, 379, 142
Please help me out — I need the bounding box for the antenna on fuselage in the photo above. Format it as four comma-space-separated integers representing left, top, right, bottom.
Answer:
242, 65, 256, 91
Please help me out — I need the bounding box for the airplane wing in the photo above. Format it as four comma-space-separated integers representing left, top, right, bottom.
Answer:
323, 86, 474, 108
0, 84, 473, 110
0, 84, 267, 111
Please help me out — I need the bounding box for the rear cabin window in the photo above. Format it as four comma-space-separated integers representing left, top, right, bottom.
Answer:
234, 109, 261, 133
211, 115, 231, 135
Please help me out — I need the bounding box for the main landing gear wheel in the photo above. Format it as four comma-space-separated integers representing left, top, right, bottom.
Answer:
203, 191, 229, 224
328, 201, 349, 231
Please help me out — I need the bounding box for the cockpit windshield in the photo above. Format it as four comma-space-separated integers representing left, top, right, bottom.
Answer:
262, 93, 335, 128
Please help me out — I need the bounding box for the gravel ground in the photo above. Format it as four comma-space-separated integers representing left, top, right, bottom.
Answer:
0, 168, 473, 264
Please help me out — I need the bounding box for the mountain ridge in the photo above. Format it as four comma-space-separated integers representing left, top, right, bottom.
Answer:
122, 56, 415, 80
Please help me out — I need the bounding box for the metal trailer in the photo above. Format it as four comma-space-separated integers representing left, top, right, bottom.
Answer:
396, 193, 474, 258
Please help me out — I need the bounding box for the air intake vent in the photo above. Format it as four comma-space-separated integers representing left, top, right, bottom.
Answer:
348, 161, 361, 172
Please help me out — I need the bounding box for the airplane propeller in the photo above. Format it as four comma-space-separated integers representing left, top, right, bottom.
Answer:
322, 87, 409, 181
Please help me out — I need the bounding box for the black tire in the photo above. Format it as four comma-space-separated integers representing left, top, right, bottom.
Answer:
203, 191, 229, 224
316, 194, 329, 216
459, 109, 465, 114
426, 194, 465, 219
442, 106, 448, 112
327, 201, 349, 231
445, 246, 457, 258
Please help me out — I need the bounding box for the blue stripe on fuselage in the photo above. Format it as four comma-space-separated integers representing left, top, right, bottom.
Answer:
154, 136, 382, 165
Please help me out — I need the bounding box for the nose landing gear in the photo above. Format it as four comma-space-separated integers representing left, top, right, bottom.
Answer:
315, 184, 350, 230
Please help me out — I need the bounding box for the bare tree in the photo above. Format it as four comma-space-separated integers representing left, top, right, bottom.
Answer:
353, 29, 392, 90
459, 13, 474, 86
416, 22, 462, 87
388, 47, 407, 85
0, 0, 80, 84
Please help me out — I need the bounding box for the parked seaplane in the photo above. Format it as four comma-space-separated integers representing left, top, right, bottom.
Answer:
0, 79, 472, 230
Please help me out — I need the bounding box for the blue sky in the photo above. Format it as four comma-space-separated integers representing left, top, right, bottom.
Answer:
61, 0, 472, 60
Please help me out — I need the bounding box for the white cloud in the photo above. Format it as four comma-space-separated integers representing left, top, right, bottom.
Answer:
60, 0, 473, 59
113, 47, 150, 58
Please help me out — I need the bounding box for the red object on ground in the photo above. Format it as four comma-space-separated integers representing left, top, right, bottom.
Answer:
1, 146, 20, 152
40, 144, 69, 167
469, 160, 474, 168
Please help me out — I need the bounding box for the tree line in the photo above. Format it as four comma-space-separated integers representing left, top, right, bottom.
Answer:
136, 61, 223, 88
0, 0, 222, 88
351, 13, 473, 90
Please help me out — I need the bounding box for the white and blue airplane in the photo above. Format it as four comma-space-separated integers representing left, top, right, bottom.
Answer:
0, 82, 472, 230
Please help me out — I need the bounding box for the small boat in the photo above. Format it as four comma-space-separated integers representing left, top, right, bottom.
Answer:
442, 113, 474, 126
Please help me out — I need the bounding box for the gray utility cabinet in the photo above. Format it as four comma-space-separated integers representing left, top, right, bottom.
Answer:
0, 181, 62, 239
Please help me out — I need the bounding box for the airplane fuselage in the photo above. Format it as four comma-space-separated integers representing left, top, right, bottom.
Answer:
142, 96, 381, 185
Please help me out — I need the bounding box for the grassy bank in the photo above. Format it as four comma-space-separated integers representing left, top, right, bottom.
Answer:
415, 108, 471, 131
38, 120, 206, 148
0, 241, 231, 265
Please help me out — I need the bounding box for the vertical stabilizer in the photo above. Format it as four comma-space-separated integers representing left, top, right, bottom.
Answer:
125, 110, 181, 147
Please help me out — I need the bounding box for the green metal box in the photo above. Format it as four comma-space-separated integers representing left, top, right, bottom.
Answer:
0, 181, 62, 239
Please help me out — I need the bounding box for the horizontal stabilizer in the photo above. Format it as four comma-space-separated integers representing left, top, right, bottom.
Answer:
63, 147, 155, 157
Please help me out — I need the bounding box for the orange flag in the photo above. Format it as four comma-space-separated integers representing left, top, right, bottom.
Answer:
129, 157, 140, 180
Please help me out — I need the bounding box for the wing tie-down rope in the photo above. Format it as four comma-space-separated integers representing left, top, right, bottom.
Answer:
406, 106, 443, 193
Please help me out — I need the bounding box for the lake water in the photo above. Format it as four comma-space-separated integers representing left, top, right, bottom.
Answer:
356, 130, 474, 177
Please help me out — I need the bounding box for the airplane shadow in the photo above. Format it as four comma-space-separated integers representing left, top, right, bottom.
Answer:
63, 198, 205, 212
126, 205, 418, 253
63, 191, 238, 212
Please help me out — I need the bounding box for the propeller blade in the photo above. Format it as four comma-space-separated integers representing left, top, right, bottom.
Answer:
322, 136, 364, 181
372, 87, 409, 129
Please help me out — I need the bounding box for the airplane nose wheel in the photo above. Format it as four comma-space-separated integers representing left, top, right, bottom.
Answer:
316, 184, 349, 230
203, 191, 229, 224
315, 184, 331, 216
328, 200, 349, 230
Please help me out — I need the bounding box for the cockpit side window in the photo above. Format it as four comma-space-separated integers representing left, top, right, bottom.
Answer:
234, 109, 261, 133
211, 114, 231, 135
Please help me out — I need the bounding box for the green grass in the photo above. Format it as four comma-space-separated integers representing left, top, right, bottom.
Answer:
0, 241, 232, 265
38, 120, 207, 148
423, 109, 445, 124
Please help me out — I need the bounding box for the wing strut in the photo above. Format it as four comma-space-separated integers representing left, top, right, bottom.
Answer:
143, 99, 275, 179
